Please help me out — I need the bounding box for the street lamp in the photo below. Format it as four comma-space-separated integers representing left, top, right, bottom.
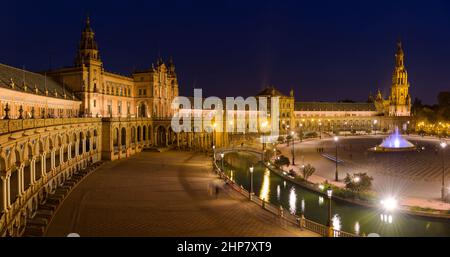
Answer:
291, 131, 295, 165
212, 145, 216, 160
334, 136, 339, 181
249, 166, 254, 200
326, 187, 333, 236
373, 120, 378, 135
319, 122, 322, 139
299, 123, 303, 142
220, 153, 225, 171
440, 141, 447, 201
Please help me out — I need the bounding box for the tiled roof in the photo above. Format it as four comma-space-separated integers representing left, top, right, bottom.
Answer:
295, 102, 377, 112
0, 63, 78, 100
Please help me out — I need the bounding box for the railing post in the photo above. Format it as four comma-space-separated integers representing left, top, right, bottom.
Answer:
279, 205, 284, 218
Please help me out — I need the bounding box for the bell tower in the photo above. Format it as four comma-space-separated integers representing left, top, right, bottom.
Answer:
389, 41, 411, 116
75, 15, 101, 66
75, 15, 103, 117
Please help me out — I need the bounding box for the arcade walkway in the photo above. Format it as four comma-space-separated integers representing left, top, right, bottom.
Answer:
46, 151, 317, 236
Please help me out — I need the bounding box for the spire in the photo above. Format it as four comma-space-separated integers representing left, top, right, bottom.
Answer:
395, 40, 404, 68
75, 14, 100, 66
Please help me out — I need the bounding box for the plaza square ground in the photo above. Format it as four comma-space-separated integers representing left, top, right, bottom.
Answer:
278, 135, 450, 210
46, 151, 317, 237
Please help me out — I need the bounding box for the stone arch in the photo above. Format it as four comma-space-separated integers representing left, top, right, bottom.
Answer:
86, 130, 92, 153
156, 125, 167, 146
121, 127, 127, 148
113, 127, 119, 152
143, 125, 147, 141
63, 134, 70, 162
93, 129, 98, 150
71, 132, 77, 158
9, 148, 22, 204
54, 135, 62, 168
79, 131, 85, 154
131, 126, 136, 145
138, 102, 147, 118
137, 126, 141, 143
23, 144, 33, 192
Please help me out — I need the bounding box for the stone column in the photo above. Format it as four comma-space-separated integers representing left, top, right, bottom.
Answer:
30, 158, 36, 184
51, 150, 55, 169
41, 154, 46, 177
165, 132, 169, 147
82, 139, 86, 155
18, 165, 24, 195
6, 173, 11, 208
1, 174, 8, 212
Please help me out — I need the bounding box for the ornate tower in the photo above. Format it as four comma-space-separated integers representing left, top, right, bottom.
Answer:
75, 16, 101, 66
389, 41, 411, 116
75, 15, 103, 116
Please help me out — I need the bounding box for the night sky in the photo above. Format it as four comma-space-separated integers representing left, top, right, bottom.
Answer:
2, 0, 450, 104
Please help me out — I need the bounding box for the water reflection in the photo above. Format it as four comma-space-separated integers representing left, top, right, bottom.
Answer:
289, 187, 297, 214
354, 221, 360, 235
301, 198, 305, 214
259, 169, 270, 201
318, 196, 324, 206
276, 185, 281, 201
380, 213, 393, 224
332, 214, 341, 231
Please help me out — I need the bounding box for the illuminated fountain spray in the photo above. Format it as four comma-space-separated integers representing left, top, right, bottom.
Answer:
371, 127, 416, 152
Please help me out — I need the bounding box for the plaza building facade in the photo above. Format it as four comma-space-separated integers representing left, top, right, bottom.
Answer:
0, 17, 413, 236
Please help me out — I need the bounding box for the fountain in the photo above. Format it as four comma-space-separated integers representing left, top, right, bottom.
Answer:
370, 127, 416, 152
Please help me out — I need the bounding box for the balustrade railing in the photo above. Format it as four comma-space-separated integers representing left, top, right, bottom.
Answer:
213, 155, 357, 237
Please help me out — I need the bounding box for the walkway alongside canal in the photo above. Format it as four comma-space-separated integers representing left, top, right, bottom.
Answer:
46, 151, 318, 237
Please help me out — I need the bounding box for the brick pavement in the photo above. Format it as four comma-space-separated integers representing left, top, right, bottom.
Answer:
46, 151, 317, 237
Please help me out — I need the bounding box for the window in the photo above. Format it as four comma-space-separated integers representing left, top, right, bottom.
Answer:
93, 99, 96, 107
118, 101, 122, 115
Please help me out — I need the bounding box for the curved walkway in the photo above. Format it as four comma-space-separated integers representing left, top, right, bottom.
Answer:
46, 151, 317, 236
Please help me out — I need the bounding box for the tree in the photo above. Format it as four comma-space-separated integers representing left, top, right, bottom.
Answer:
344, 173, 373, 192
301, 164, 315, 181
275, 155, 290, 167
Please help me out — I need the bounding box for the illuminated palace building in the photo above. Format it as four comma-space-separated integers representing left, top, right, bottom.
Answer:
0, 17, 412, 236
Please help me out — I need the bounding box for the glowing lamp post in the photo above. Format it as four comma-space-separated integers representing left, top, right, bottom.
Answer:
326, 187, 333, 237
213, 145, 216, 160
249, 166, 254, 200
334, 136, 339, 181
220, 153, 224, 171
373, 120, 378, 135
440, 141, 447, 201
291, 131, 295, 165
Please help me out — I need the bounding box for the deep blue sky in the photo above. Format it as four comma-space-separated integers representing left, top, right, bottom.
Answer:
2, 0, 450, 104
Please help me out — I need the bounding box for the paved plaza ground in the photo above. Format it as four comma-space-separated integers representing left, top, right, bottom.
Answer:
279, 135, 450, 210
46, 151, 317, 237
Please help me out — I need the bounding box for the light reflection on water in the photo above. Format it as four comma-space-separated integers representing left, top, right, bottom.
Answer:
276, 185, 281, 201
221, 152, 450, 236
380, 213, 393, 224
332, 214, 342, 232
289, 187, 297, 214
318, 196, 324, 206
259, 169, 270, 201
354, 221, 360, 235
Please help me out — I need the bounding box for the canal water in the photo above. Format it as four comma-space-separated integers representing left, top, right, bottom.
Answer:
222, 151, 450, 237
